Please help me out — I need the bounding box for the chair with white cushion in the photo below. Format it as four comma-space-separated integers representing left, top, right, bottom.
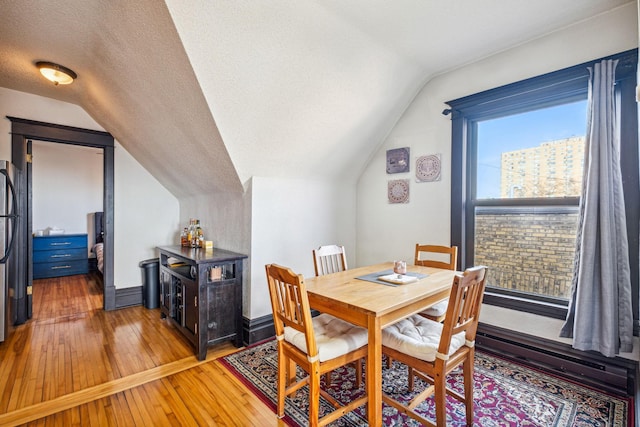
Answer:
382, 266, 487, 427
386, 244, 460, 370
312, 244, 363, 387
266, 263, 368, 427
415, 244, 458, 322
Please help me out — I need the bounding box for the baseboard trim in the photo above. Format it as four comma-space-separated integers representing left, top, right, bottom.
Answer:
476, 323, 637, 396
243, 312, 322, 345
115, 286, 142, 309
243, 314, 275, 345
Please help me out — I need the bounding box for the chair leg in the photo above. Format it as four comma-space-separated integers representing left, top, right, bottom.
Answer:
408, 366, 414, 391
463, 352, 475, 426
324, 372, 332, 387
434, 371, 447, 427
287, 358, 296, 386
277, 350, 287, 418
354, 359, 363, 388
309, 363, 321, 427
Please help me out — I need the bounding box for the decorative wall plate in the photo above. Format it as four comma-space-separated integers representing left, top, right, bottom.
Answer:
416, 154, 442, 182
388, 179, 410, 204
386, 147, 410, 174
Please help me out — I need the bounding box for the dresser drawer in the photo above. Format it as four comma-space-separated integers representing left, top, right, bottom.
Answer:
33, 247, 86, 263
33, 259, 88, 279
33, 234, 89, 279
33, 234, 87, 251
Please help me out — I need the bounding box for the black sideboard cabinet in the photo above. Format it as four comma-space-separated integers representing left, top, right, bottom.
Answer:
157, 245, 247, 360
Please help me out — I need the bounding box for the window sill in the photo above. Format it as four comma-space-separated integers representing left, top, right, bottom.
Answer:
483, 291, 568, 319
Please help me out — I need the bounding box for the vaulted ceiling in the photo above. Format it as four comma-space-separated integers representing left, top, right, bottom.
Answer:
0, 0, 632, 197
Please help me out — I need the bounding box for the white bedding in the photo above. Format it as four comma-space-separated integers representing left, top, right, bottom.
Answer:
93, 242, 104, 273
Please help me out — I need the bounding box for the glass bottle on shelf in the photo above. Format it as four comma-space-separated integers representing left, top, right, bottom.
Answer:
186, 219, 195, 248
180, 227, 188, 247
195, 220, 204, 248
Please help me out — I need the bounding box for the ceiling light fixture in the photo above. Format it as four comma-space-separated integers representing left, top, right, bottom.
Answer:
36, 61, 77, 85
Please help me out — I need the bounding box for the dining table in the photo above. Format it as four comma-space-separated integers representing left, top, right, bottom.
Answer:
304, 262, 457, 426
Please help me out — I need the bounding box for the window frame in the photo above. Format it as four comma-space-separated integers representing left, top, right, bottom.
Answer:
447, 49, 639, 328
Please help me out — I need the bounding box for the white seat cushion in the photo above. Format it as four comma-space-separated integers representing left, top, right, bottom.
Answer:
284, 313, 368, 362
382, 314, 466, 362
420, 299, 448, 317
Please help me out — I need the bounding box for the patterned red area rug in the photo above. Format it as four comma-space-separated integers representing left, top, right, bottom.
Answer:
220, 340, 632, 426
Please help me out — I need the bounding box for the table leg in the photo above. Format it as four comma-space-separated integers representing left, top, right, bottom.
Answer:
366, 316, 382, 426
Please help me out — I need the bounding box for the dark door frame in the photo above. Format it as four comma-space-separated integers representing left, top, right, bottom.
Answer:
7, 116, 115, 314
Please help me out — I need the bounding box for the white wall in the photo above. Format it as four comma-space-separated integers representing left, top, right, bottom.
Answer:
114, 140, 180, 287
180, 176, 356, 319
0, 87, 180, 289
356, 4, 638, 347
32, 141, 103, 253
249, 176, 356, 319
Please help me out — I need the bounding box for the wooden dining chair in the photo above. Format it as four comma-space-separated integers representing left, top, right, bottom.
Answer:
312, 244, 348, 276
381, 266, 488, 427
415, 244, 458, 322
386, 244, 460, 370
312, 244, 363, 387
265, 263, 369, 427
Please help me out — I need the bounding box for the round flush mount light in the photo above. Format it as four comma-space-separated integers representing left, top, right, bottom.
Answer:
36, 61, 77, 85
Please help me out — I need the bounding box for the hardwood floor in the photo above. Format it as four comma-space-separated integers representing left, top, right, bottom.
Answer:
0, 273, 283, 426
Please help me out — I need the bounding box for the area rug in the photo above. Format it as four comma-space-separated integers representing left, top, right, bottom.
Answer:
220, 340, 633, 426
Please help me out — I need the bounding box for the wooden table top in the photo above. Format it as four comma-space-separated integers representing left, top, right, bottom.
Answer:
304, 262, 457, 320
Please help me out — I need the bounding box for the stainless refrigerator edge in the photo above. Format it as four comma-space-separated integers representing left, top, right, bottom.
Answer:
0, 160, 18, 342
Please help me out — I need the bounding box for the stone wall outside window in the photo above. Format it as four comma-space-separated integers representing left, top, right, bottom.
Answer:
474, 209, 578, 299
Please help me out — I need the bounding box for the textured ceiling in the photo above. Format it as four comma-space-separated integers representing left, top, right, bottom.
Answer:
0, 0, 632, 197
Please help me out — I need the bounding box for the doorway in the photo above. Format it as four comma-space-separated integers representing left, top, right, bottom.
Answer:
31, 141, 104, 310
8, 117, 115, 321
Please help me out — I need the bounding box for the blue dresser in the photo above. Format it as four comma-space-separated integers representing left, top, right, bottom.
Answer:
33, 234, 89, 279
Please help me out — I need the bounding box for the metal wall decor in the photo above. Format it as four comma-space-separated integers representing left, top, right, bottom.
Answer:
386, 147, 410, 174
388, 179, 410, 204
416, 154, 442, 182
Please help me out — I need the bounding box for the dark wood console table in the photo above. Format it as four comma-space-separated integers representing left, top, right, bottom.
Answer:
157, 245, 247, 360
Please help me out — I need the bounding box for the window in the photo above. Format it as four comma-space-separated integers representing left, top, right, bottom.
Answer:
475, 101, 587, 301
447, 49, 639, 323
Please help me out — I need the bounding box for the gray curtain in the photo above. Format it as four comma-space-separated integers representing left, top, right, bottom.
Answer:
559, 59, 633, 357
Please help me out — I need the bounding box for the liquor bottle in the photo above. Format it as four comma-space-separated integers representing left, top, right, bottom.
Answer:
196, 222, 204, 248
191, 219, 200, 248
187, 219, 195, 248
180, 227, 188, 247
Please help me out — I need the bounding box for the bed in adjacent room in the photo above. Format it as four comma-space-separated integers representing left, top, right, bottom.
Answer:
93, 211, 104, 274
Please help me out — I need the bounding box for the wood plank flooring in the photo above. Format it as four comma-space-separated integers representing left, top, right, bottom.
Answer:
0, 273, 284, 426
